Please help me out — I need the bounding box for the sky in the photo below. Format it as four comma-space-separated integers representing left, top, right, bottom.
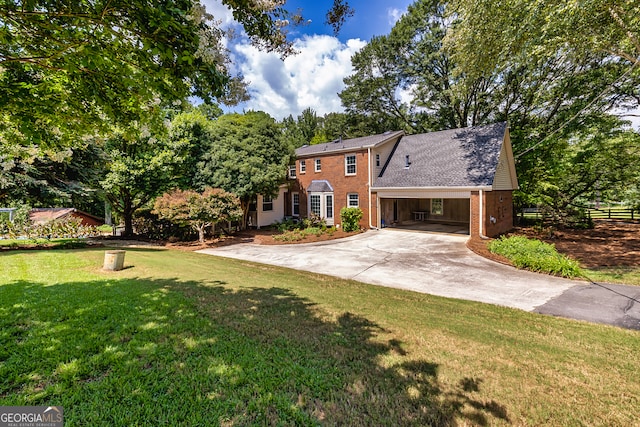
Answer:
202, 0, 413, 120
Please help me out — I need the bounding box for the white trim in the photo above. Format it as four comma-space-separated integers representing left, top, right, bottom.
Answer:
314, 158, 321, 172
299, 160, 306, 174
368, 147, 373, 228
371, 186, 492, 192
347, 193, 359, 208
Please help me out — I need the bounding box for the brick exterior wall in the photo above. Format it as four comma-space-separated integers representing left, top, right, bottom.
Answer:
470, 190, 513, 238
295, 150, 370, 229
484, 190, 514, 237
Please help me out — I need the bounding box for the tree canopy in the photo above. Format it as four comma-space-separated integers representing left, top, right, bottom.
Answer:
154, 187, 242, 243
196, 111, 293, 227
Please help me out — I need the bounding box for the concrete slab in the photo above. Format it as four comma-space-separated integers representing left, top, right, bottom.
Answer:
197, 229, 578, 312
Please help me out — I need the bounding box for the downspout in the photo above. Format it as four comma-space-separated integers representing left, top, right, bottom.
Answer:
479, 189, 489, 239
368, 147, 377, 229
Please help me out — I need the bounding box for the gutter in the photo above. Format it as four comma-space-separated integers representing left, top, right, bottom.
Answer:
479, 189, 489, 239
371, 186, 493, 192
367, 147, 376, 229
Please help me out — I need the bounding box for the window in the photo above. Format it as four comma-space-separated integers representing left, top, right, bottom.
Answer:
292, 192, 300, 216
288, 165, 296, 179
431, 198, 443, 216
300, 160, 306, 174
262, 195, 273, 212
315, 158, 321, 172
325, 194, 333, 219
310, 194, 321, 216
345, 154, 356, 175
348, 193, 359, 207
376, 154, 380, 167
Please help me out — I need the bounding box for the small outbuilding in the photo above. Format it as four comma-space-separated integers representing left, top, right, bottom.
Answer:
29, 208, 104, 227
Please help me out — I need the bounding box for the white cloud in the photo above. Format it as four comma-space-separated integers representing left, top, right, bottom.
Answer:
233, 36, 367, 119
387, 8, 405, 26
199, 0, 367, 120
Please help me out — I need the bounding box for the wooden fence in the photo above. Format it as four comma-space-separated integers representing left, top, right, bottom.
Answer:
520, 207, 639, 221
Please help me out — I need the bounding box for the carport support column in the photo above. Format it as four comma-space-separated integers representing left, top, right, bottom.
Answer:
470, 190, 482, 238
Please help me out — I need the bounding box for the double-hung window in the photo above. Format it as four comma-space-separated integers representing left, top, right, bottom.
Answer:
300, 160, 306, 174
347, 193, 359, 207
345, 154, 356, 175
262, 195, 273, 211
315, 158, 321, 172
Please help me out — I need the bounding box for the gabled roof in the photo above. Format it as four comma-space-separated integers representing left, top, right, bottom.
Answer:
30, 208, 103, 225
296, 131, 404, 158
373, 122, 508, 189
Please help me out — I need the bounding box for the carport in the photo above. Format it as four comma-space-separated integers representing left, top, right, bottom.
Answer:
376, 189, 471, 235
370, 123, 518, 238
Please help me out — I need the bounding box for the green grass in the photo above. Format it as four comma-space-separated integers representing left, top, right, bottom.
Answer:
489, 235, 583, 278
1, 249, 639, 425
0, 238, 89, 249
583, 266, 640, 286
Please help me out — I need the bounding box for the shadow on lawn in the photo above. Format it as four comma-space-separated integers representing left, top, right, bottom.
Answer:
0, 276, 509, 426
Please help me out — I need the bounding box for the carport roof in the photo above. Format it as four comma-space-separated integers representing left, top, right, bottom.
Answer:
373, 122, 507, 189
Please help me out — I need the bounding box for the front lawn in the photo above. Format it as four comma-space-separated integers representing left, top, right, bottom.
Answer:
1, 249, 638, 425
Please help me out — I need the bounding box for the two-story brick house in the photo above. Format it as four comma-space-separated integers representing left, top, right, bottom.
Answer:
259, 122, 518, 238
290, 131, 405, 228
371, 122, 518, 238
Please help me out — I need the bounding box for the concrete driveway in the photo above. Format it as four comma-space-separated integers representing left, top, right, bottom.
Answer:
198, 229, 577, 311
198, 229, 640, 329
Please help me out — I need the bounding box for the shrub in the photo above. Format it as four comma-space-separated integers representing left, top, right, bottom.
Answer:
0, 216, 100, 240
340, 207, 363, 232
133, 208, 195, 241
488, 236, 583, 278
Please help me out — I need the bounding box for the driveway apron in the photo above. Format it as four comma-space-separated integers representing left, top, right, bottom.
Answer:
198, 229, 577, 312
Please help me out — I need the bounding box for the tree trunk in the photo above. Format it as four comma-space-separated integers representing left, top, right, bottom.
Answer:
197, 226, 205, 243
240, 199, 251, 230
122, 207, 134, 237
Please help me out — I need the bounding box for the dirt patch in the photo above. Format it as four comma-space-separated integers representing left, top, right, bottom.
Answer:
467, 220, 640, 268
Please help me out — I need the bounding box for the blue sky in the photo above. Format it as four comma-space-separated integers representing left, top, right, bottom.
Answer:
203, 0, 413, 120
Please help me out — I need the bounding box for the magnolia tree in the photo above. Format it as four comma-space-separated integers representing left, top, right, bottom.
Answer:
153, 188, 242, 243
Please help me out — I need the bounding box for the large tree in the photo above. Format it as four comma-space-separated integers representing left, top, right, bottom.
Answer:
101, 128, 182, 237
196, 111, 293, 228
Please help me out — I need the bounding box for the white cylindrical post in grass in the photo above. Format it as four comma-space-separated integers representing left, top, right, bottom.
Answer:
103, 250, 126, 271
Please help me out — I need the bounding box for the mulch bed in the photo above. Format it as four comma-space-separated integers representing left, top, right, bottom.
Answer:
467, 220, 640, 268
165, 229, 362, 251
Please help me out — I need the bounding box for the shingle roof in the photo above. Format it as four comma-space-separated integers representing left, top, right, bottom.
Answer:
29, 208, 103, 225
307, 180, 334, 192
296, 131, 404, 157
373, 122, 507, 188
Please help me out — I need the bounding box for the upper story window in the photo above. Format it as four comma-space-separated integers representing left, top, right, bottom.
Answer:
375, 154, 380, 167
315, 158, 322, 172
300, 160, 306, 174
262, 195, 273, 212
345, 154, 356, 175
288, 165, 296, 179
